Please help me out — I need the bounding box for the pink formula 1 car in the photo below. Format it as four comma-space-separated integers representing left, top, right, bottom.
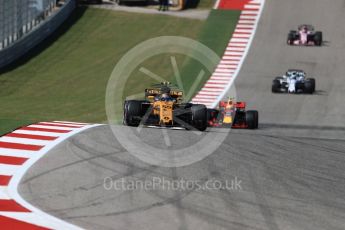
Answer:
287, 25, 322, 46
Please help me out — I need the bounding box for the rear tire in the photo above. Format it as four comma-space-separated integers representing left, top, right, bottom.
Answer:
272, 79, 281, 93
314, 32, 323, 46
304, 78, 315, 94
123, 100, 143, 126
246, 110, 259, 129
191, 104, 207, 131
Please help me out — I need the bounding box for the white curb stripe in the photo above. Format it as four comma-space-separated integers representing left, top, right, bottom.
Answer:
238, 20, 256, 24
230, 38, 250, 43
220, 60, 240, 65
0, 137, 51, 146
234, 29, 253, 33
236, 24, 255, 28
13, 130, 63, 137
240, 15, 257, 20
226, 47, 246, 51
53, 121, 89, 125
245, 4, 260, 9
207, 80, 231, 84
28, 124, 74, 131
232, 34, 252, 38
0, 186, 11, 200
217, 64, 238, 68
0, 164, 20, 176
38, 122, 84, 128
0, 148, 34, 158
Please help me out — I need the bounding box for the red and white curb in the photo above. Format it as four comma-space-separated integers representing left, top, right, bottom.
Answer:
192, 0, 265, 108
0, 121, 100, 229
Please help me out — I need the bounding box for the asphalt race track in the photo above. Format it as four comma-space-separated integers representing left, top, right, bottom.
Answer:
19, 0, 345, 229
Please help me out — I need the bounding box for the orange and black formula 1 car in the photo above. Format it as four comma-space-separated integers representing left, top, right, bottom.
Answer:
207, 98, 258, 129
123, 82, 208, 131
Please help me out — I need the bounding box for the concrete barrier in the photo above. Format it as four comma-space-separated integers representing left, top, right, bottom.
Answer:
0, 0, 76, 69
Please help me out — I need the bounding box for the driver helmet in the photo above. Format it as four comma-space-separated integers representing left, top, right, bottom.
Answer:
302, 26, 308, 32
161, 93, 170, 99
290, 72, 297, 80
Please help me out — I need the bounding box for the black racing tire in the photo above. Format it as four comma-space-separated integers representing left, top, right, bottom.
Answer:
123, 100, 143, 126
272, 79, 281, 93
191, 104, 207, 131
287, 32, 295, 45
304, 78, 315, 94
246, 110, 259, 129
314, 32, 323, 46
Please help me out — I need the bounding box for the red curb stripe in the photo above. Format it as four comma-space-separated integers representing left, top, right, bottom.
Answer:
5, 133, 58, 141
237, 22, 255, 25
239, 17, 256, 20
0, 200, 31, 212
204, 85, 226, 89
0, 175, 12, 186
233, 31, 252, 35
0, 141, 43, 151
19, 127, 71, 133
0, 215, 50, 230
0, 155, 28, 165
205, 82, 228, 85
236, 27, 253, 30
224, 54, 243, 58
229, 41, 248, 44
228, 45, 246, 48
241, 13, 258, 16
37, 122, 82, 128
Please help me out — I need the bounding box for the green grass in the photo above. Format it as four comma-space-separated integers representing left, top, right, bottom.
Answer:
0, 7, 239, 135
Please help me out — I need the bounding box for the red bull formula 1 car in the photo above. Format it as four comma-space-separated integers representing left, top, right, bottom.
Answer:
207, 98, 258, 129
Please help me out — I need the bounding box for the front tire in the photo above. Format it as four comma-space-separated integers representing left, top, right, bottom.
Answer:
123, 100, 143, 126
272, 79, 281, 93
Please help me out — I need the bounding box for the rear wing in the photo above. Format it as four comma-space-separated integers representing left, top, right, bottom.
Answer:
145, 88, 183, 103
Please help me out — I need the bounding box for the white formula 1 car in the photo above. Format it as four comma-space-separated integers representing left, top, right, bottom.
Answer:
272, 69, 315, 94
